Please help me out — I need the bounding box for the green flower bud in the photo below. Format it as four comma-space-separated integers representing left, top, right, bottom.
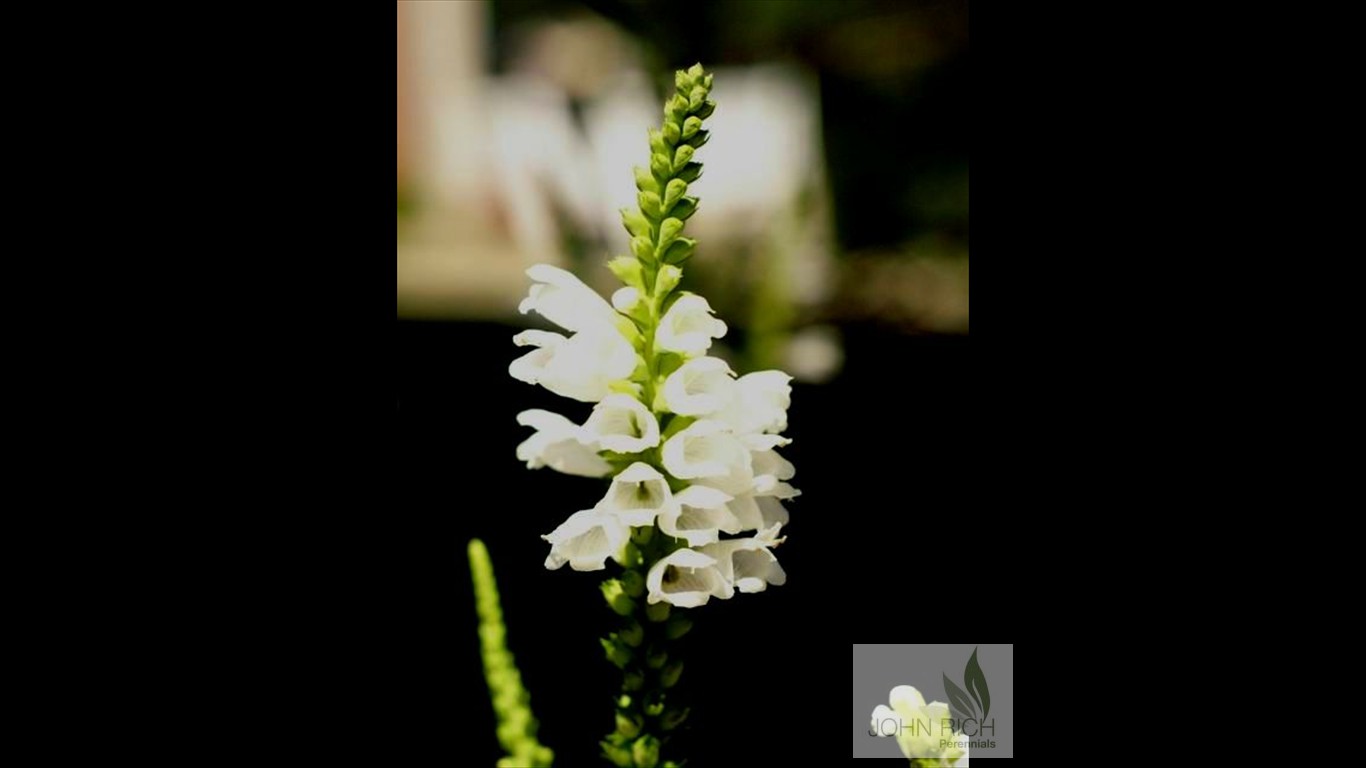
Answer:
648, 129, 668, 156
601, 580, 637, 617
649, 153, 673, 183
664, 613, 693, 640
662, 179, 688, 213
672, 145, 695, 172
660, 706, 690, 732
620, 207, 652, 239
654, 264, 683, 297
645, 601, 671, 623
637, 190, 662, 220
681, 116, 702, 140
601, 739, 633, 768
620, 568, 645, 597
646, 646, 668, 669
632, 735, 661, 768
616, 711, 641, 738
688, 86, 707, 112
619, 619, 644, 648
630, 236, 655, 262
675, 69, 693, 92
633, 166, 660, 194
606, 256, 645, 292
599, 635, 633, 668
656, 218, 685, 252
662, 121, 681, 146
660, 659, 684, 688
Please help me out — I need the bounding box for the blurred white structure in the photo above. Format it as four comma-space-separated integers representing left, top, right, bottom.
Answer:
399, 6, 837, 362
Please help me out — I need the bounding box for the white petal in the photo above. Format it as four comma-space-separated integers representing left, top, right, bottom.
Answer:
661, 357, 737, 416
661, 421, 753, 493
645, 548, 729, 607
542, 510, 627, 571
611, 287, 641, 313
657, 485, 739, 546
871, 704, 898, 737
520, 264, 617, 333
751, 448, 795, 481
656, 294, 727, 356
889, 685, 926, 719
597, 461, 672, 526
584, 395, 660, 453
532, 326, 638, 403
515, 409, 612, 477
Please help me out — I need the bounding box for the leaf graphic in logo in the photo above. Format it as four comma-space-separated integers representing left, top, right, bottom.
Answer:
943, 673, 977, 722
964, 647, 990, 721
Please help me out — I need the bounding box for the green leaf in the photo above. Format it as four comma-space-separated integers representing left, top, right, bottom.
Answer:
965, 647, 991, 721
684, 130, 710, 150
695, 100, 716, 119
661, 237, 696, 265
943, 673, 977, 722
675, 162, 704, 184
669, 197, 699, 221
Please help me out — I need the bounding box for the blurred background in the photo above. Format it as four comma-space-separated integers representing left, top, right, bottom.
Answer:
396, 0, 968, 763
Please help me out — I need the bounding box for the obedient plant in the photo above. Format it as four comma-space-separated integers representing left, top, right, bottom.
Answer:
505, 64, 798, 767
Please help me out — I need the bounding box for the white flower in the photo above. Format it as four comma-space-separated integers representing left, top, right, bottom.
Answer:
751, 447, 795, 484
655, 294, 727, 356
509, 326, 637, 403
661, 357, 737, 416
519, 264, 617, 333
514, 409, 612, 478
656, 485, 740, 546
583, 394, 660, 454
869, 686, 969, 766
717, 371, 792, 435
721, 483, 798, 532
542, 509, 628, 572
645, 548, 732, 608
660, 420, 753, 494
595, 462, 673, 527
700, 525, 786, 593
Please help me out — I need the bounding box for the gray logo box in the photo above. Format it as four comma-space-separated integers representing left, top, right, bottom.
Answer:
853, 644, 1014, 758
